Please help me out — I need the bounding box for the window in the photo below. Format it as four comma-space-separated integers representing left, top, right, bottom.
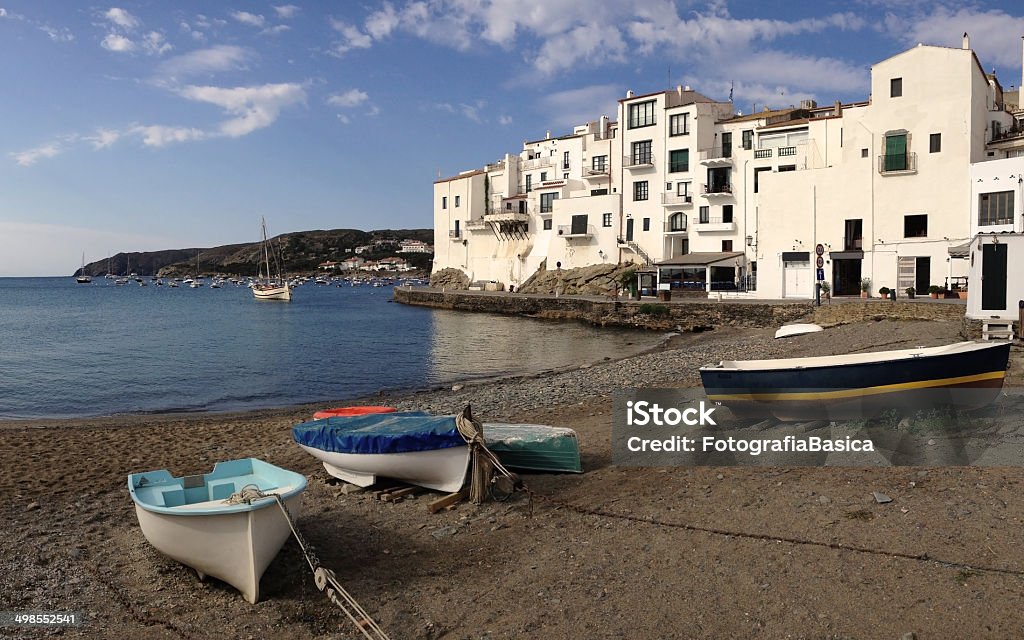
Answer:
540, 192, 559, 213
778, 165, 796, 172
861, 148, 869, 158
441, 196, 447, 209
628, 100, 656, 128
540, 171, 547, 182
722, 240, 733, 252
543, 219, 552, 230
631, 140, 652, 165
930, 133, 941, 153
904, 214, 927, 238
721, 132, 732, 158
570, 214, 588, 235
722, 205, 733, 224
525, 175, 532, 192
884, 133, 908, 171
669, 212, 686, 232
890, 77, 902, 98
979, 191, 1014, 226
699, 206, 709, 224
563, 173, 569, 180
742, 130, 753, 150
602, 213, 612, 227
454, 195, 460, 207
592, 155, 607, 172
753, 167, 771, 193
591, 188, 608, 196
669, 113, 689, 136
844, 219, 863, 250
676, 182, 690, 197
643, 218, 650, 232
454, 220, 460, 236
563, 151, 570, 170
633, 181, 649, 201
669, 149, 690, 173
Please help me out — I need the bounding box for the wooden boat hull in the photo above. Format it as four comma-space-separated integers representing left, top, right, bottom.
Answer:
128, 459, 306, 603
700, 341, 1011, 421
297, 444, 471, 492
482, 423, 583, 473
253, 284, 291, 301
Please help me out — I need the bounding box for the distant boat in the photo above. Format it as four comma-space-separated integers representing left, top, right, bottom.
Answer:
75, 252, 91, 284
189, 250, 202, 288
252, 218, 292, 302
700, 341, 1011, 421
128, 458, 307, 604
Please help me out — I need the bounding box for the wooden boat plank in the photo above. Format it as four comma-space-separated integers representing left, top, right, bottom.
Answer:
428, 490, 466, 514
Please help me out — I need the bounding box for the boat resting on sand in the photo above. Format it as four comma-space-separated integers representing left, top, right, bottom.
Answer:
128, 458, 306, 604
700, 341, 1011, 421
774, 323, 823, 339
293, 412, 584, 490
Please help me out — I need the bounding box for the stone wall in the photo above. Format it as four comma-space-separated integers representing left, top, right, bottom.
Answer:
810, 301, 967, 326
394, 287, 813, 332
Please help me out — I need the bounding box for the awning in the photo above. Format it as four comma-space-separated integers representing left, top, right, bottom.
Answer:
947, 241, 970, 258
656, 251, 745, 267
830, 250, 864, 260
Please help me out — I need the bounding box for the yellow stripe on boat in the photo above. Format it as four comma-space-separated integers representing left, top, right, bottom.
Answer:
707, 370, 1006, 402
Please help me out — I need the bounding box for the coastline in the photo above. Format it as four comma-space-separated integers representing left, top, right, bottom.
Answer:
3, 318, 1024, 638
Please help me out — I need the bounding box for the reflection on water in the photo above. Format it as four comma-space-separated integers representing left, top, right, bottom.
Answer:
429, 308, 662, 381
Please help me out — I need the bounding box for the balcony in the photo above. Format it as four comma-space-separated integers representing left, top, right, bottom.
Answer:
484, 160, 505, 172
584, 167, 610, 179
532, 179, 567, 190
778, 146, 797, 157
622, 154, 655, 170
448, 229, 461, 240
557, 224, 595, 238
843, 235, 863, 251
695, 216, 736, 232
483, 210, 530, 223
699, 147, 733, 166
878, 152, 917, 175
522, 156, 554, 171
661, 192, 693, 207
465, 219, 489, 232
753, 148, 772, 159
703, 183, 733, 197
664, 220, 688, 234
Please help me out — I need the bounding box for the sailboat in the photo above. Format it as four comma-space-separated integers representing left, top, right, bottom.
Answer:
75, 252, 91, 283
189, 251, 202, 288
252, 218, 291, 301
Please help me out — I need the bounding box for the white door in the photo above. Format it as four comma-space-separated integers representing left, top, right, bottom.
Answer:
783, 260, 812, 298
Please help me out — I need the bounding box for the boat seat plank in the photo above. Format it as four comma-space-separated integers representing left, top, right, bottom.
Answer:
172, 485, 291, 511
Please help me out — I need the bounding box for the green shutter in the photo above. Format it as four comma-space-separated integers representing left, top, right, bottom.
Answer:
884, 135, 906, 171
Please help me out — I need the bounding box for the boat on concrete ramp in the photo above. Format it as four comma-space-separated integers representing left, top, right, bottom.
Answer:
128, 458, 307, 604
700, 341, 1011, 421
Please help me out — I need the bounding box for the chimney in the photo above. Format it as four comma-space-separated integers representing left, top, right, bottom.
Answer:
599, 115, 608, 139
833, 99, 842, 116
963, 32, 969, 49
684, 85, 691, 91
626, 90, 633, 98
677, 84, 683, 98
545, 130, 551, 139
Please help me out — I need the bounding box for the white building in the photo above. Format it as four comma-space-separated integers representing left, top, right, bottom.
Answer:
433, 37, 1020, 299
966, 155, 1024, 320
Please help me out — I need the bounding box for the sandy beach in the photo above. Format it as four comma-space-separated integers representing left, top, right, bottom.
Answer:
2, 318, 1023, 639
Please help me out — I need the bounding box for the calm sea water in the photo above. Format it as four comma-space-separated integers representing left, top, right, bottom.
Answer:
0, 278, 662, 419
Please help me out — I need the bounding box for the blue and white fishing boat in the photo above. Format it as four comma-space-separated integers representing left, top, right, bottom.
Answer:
700, 341, 1011, 421
128, 458, 307, 603
293, 412, 470, 492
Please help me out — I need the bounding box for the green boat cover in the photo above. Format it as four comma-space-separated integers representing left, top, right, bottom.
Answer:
483, 423, 582, 474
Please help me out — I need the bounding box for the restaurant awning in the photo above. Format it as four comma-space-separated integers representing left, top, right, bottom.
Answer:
947, 241, 970, 258
656, 251, 745, 267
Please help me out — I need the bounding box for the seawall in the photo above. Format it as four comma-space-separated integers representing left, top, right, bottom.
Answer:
395, 288, 974, 333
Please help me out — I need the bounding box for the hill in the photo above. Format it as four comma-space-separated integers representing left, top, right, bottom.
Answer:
78, 228, 433, 277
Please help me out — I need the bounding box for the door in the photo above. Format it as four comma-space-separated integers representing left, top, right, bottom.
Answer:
783, 261, 812, 298
721, 132, 732, 158
626, 218, 634, 241
884, 134, 907, 171
832, 259, 861, 296
915, 257, 930, 294
982, 243, 1008, 310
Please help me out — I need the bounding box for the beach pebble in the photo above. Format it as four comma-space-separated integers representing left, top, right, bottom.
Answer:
431, 525, 460, 539
817, 495, 831, 505
25, 502, 39, 512
872, 492, 892, 504
451, 384, 464, 392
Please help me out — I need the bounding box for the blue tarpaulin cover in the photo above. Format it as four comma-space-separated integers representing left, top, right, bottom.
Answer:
292, 412, 466, 454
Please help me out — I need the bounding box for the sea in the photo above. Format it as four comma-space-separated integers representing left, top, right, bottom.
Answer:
0, 278, 664, 419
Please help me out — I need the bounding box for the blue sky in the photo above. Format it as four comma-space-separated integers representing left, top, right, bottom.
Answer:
3, 1, 1024, 275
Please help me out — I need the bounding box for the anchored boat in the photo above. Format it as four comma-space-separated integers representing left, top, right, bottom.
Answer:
128, 458, 307, 603
700, 341, 1011, 421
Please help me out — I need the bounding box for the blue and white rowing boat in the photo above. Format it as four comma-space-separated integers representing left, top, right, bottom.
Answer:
128, 458, 307, 603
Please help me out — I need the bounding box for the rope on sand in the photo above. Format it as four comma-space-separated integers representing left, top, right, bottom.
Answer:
455, 405, 522, 503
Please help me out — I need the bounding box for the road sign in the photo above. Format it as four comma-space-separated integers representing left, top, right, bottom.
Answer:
815, 256, 825, 268
815, 243, 825, 256
816, 268, 825, 281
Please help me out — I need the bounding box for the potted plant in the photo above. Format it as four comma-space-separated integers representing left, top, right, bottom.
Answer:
879, 286, 890, 300
860, 277, 871, 299
928, 285, 942, 299
619, 268, 639, 300
905, 286, 916, 299
819, 281, 831, 301
958, 288, 968, 300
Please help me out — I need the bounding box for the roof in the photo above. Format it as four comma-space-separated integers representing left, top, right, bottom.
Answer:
656, 252, 745, 267
434, 169, 485, 185
618, 88, 717, 104
719, 107, 800, 124
758, 118, 810, 131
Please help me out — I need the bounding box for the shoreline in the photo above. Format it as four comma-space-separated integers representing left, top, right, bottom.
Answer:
4, 318, 1024, 639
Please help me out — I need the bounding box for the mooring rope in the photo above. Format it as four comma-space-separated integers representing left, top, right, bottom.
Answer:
227, 486, 391, 640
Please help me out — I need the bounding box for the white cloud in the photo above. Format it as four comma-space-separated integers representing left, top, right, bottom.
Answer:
231, 11, 265, 28
260, 25, 290, 36
156, 45, 253, 80
84, 128, 121, 149
337, 114, 351, 124
498, 115, 512, 125
10, 142, 62, 166
130, 125, 205, 147
884, 7, 1024, 69
101, 33, 134, 52
104, 7, 140, 30
0, 8, 7, 18
327, 88, 368, 108
329, 18, 373, 55
178, 82, 307, 137
142, 31, 172, 55
274, 5, 300, 19
39, 24, 74, 42
434, 100, 486, 123
366, 105, 380, 117
539, 84, 621, 129
533, 23, 626, 75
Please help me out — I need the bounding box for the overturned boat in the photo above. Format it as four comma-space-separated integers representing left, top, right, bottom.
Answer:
128, 458, 307, 603
700, 341, 1011, 421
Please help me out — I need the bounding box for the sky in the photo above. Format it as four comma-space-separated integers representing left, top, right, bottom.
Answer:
4, 1, 1024, 275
